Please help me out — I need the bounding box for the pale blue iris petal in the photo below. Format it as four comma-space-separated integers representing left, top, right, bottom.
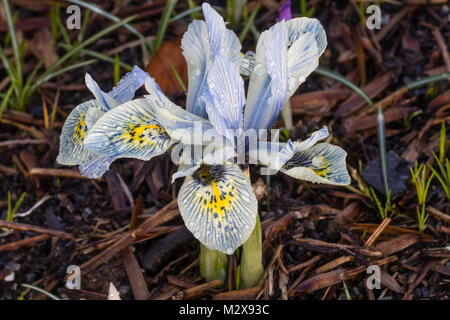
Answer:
143, 74, 170, 105
244, 21, 289, 131
85, 73, 120, 112
202, 55, 245, 135
202, 2, 225, 58
84, 98, 171, 161
171, 142, 235, 183
56, 100, 99, 166
249, 140, 294, 172
144, 77, 222, 146
293, 126, 329, 152
171, 144, 203, 182
182, 3, 242, 118
108, 66, 148, 103
182, 20, 210, 118
178, 162, 258, 255
281, 143, 351, 185
85, 107, 105, 130
223, 29, 243, 67
285, 17, 327, 55
287, 31, 319, 97
79, 155, 115, 179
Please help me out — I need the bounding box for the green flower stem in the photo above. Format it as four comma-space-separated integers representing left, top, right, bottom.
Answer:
240, 213, 264, 289
199, 243, 227, 283
240, 168, 264, 289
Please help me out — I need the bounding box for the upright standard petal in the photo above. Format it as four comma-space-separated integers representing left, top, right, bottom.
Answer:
182, 3, 241, 118
244, 21, 289, 131
285, 18, 327, 55
56, 100, 99, 165
286, 31, 319, 97
281, 143, 351, 185
84, 98, 172, 161
285, 18, 326, 97
202, 55, 245, 135
178, 163, 258, 254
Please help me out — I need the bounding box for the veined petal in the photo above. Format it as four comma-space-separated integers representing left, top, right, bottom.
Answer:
85, 73, 120, 112
86, 107, 105, 130
79, 155, 115, 179
203, 3, 241, 66
285, 18, 326, 97
171, 142, 236, 183
286, 17, 327, 55
286, 31, 319, 97
84, 98, 172, 161
293, 126, 329, 152
202, 55, 245, 134
178, 163, 257, 254
244, 21, 289, 131
56, 100, 99, 165
85, 66, 149, 112
108, 66, 148, 103
182, 3, 241, 118
145, 77, 221, 146
249, 140, 294, 172
181, 20, 210, 118
281, 143, 350, 185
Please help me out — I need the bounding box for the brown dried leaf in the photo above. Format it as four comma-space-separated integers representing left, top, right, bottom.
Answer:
146, 37, 187, 97
29, 28, 59, 69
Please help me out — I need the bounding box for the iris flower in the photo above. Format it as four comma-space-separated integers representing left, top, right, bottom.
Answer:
57, 3, 350, 255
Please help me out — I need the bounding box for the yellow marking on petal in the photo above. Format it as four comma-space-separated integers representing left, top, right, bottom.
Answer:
194, 165, 236, 219
120, 124, 167, 146
74, 116, 87, 142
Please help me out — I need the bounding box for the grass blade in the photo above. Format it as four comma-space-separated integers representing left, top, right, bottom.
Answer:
314, 67, 373, 105
59, 44, 133, 71
31, 59, 97, 93
38, 16, 135, 86
153, 0, 178, 55
20, 284, 60, 300
69, 0, 152, 52
2, 0, 22, 84
239, 3, 260, 43
377, 106, 390, 197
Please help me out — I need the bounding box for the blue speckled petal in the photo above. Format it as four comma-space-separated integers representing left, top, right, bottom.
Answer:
56, 100, 100, 165
281, 143, 350, 185
178, 163, 257, 255
79, 155, 116, 179
84, 98, 172, 161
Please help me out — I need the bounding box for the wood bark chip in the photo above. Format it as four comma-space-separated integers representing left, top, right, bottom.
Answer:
375, 234, 420, 256
80, 200, 179, 274
0, 220, 75, 240
121, 246, 150, 300
0, 234, 49, 252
